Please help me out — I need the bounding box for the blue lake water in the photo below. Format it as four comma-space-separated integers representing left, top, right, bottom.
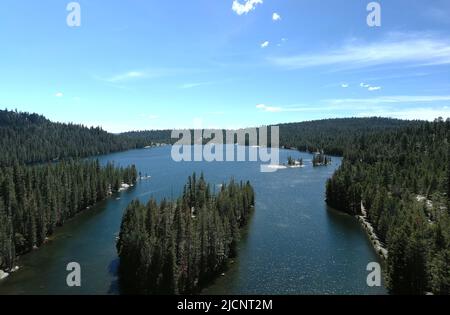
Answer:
0, 146, 386, 295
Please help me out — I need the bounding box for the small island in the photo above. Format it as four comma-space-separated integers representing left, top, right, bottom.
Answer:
286, 156, 304, 168
312, 151, 332, 167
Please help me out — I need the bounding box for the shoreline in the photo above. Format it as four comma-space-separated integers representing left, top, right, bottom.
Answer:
357, 202, 388, 260
0, 182, 135, 284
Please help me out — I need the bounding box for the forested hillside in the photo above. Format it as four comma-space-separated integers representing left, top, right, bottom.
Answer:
325, 118, 450, 294
0, 109, 168, 165
0, 160, 137, 270
0, 109, 140, 272
121, 130, 173, 146
278, 117, 420, 156
117, 173, 255, 294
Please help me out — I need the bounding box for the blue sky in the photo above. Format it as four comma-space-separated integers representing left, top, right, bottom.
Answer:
0, 0, 450, 132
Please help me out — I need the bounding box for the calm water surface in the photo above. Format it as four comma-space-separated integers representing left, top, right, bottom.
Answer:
0, 146, 386, 295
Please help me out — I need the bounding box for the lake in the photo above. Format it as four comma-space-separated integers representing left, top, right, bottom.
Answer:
0, 146, 386, 295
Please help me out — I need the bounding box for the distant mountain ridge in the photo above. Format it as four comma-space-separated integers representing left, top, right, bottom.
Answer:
0, 109, 427, 166
0, 109, 164, 165
277, 117, 422, 155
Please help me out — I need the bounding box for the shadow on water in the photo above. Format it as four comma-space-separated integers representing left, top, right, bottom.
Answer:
107, 258, 120, 295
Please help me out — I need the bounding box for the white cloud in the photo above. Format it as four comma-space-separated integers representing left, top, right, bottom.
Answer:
261, 41, 270, 48
341, 83, 349, 88
98, 68, 188, 84
256, 104, 282, 112
326, 95, 450, 105
359, 82, 381, 91
256, 104, 323, 113
356, 107, 450, 121
232, 0, 263, 16
258, 95, 450, 111
179, 82, 212, 89
105, 71, 145, 83
55, 92, 63, 97
269, 32, 450, 69
272, 13, 281, 21
256, 98, 450, 121
138, 113, 160, 121
276, 38, 287, 47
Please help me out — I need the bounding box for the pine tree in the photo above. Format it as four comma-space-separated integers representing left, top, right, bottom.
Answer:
117, 174, 255, 294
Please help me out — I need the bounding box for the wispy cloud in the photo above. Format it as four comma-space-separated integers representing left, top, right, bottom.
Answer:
106, 71, 145, 83
256, 104, 282, 112
272, 13, 281, 21
256, 104, 322, 113
138, 113, 160, 122
55, 92, 63, 97
356, 107, 450, 121
232, 0, 263, 16
326, 95, 450, 105
276, 38, 288, 47
261, 41, 270, 48
179, 82, 212, 89
97, 68, 187, 84
341, 83, 349, 88
269, 32, 450, 70
255, 95, 450, 121
360, 82, 381, 91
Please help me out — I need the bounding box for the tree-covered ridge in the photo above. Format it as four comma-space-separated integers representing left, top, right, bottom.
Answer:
0, 160, 138, 270
0, 109, 168, 166
325, 119, 450, 294
121, 130, 173, 145
119, 117, 417, 152
117, 173, 255, 294
278, 117, 421, 156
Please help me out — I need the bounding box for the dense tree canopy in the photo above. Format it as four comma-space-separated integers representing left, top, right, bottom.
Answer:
324, 118, 450, 295
0, 160, 137, 270
0, 109, 169, 165
0, 109, 141, 271
278, 117, 420, 156
117, 173, 255, 294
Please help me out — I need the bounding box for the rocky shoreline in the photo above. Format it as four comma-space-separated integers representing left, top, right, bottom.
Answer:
357, 202, 388, 260
0, 266, 19, 281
